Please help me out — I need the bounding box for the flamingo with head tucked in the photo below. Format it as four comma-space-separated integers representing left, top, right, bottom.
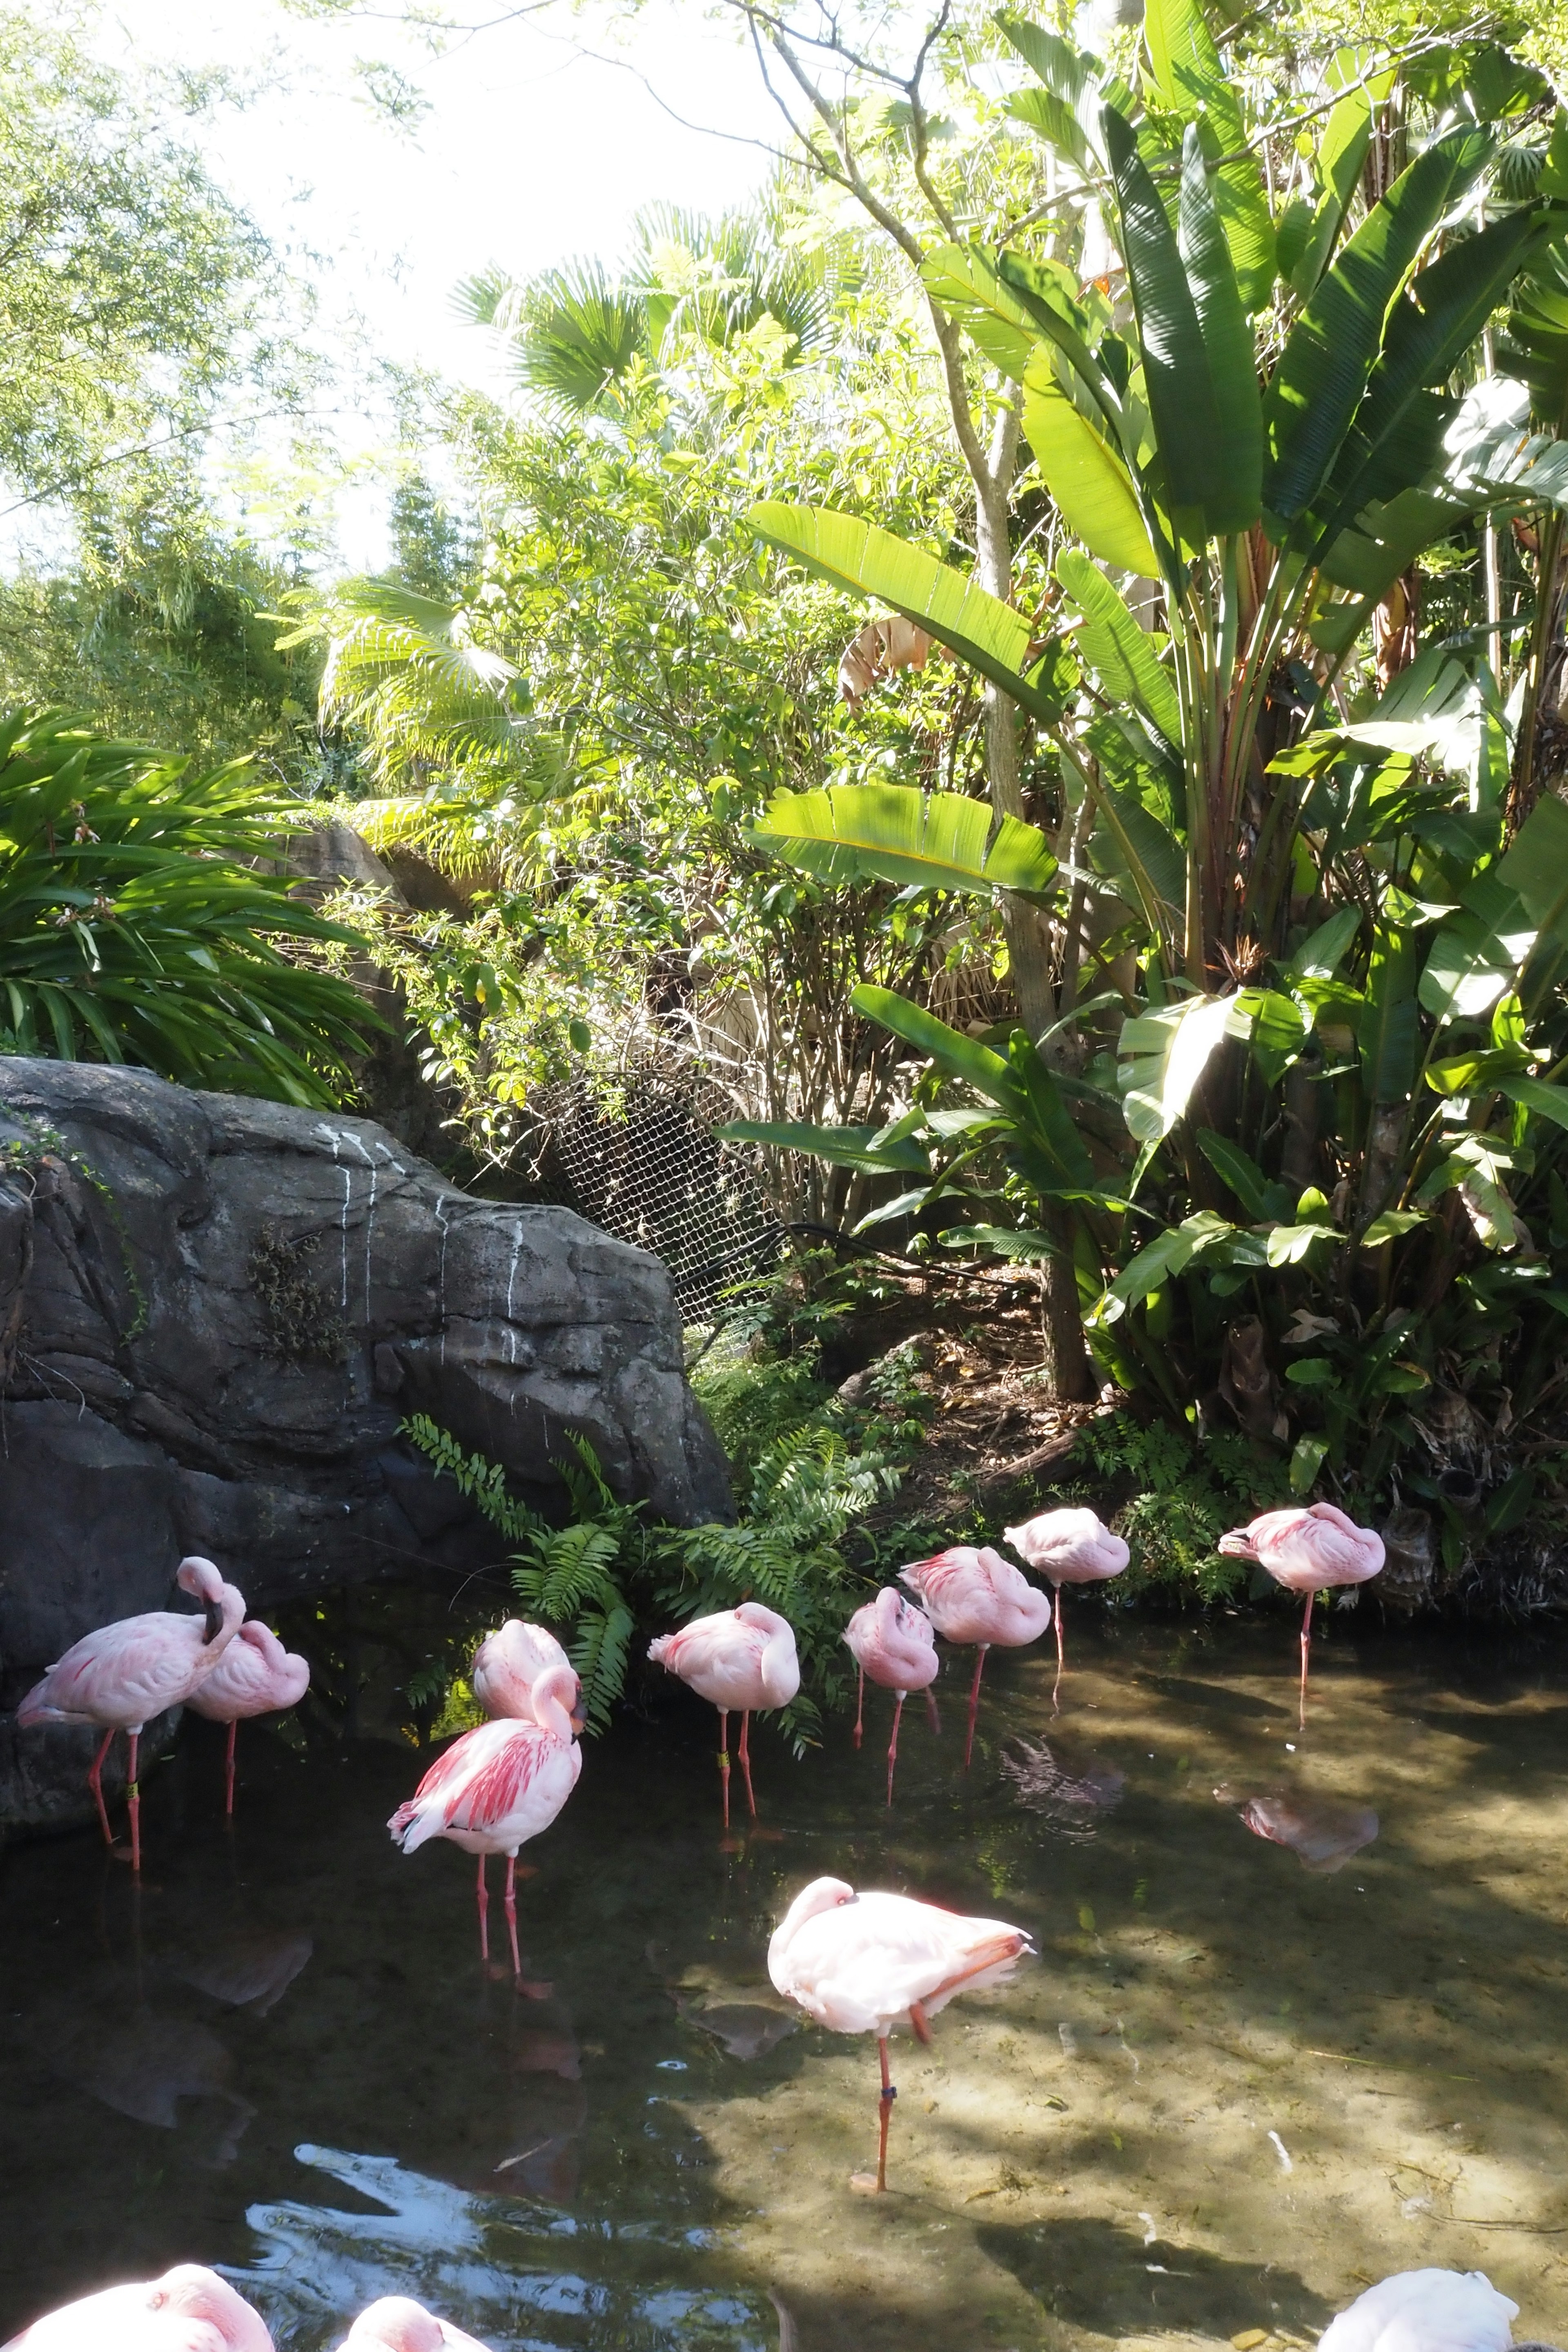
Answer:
187, 1622, 310, 1817
338, 2299, 492, 2352
648, 1604, 799, 1829
1003, 1508, 1128, 1693
843, 1589, 938, 1804
0, 2263, 273, 2351
1218, 1501, 1384, 1721
389, 1661, 581, 1982
899, 1548, 1050, 1769
768, 1875, 1032, 2194
17, 1557, 247, 1871
1317, 2268, 1520, 2352
470, 1619, 580, 1724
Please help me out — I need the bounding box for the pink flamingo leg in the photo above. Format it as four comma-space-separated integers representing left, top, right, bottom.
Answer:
1300, 1588, 1314, 1727
886, 1692, 905, 1807
126, 1731, 141, 1874
476, 1853, 491, 1963
737, 1710, 757, 1819
503, 1855, 521, 1982
875, 2034, 894, 2194
853, 1666, 864, 1750
717, 1706, 731, 1831
963, 1644, 989, 1772
224, 1720, 238, 1818
924, 1686, 940, 1736
1052, 1583, 1065, 1711
86, 1728, 114, 1847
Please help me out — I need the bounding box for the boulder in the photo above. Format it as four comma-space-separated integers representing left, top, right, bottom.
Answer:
0, 1058, 730, 1833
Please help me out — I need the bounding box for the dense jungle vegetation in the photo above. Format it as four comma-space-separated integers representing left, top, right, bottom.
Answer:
7, 0, 1568, 1674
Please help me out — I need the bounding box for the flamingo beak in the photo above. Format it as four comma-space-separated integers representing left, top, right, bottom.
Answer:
569, 1710, 587, 1735
202, 1599, 224, 1644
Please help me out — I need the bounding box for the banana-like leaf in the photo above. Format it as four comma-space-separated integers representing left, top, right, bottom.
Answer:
749, 503, 1069, 726
1497, 792, 1568, 1009
920, 244, 1048, 383
1117, 993, 1236, 1144
1023, 354, 1160, 575
1196, 1128, 1273, 1218
940, 1223, 1062, 1261
1057, 551, 1181, 749
1419, 874, 1536, 1026
1231, 985, 1308, 1083
1264, 127, 1493, 531
1497, 1075, 1568, 1133
1286, 54, 1389, 298
1091, 1209, 1239, 1323
753, 784, 1059, 900
1144, 0, 1274, 312
1102, 105, 1261, 539
716, 1116, 932, 1173
1417, 1133, 1521, 1250
1358, 922, 1420, 1100
852, 982, 1015, 1109
1288, 904, 1362, 977
1311, 488, 1470, 649
998, 18, 1116, 176
1503, 229, 1568, 432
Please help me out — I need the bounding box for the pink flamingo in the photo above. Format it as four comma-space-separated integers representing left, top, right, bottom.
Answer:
17, 1557, 246, 1872
1218, 1502, 1384, 1721
899, 1548, 1050, 1769
842, 1589, 938, 1804
389, 1661, 580, 1981
0, 2263, 273, 2351
767, 1875, 1032, 2194
187, 1623, 310, 1817
338, 2299, 492, 2351
470, 1619, 580, 1724
1003, 1508, 1129, 1692
648, 1604, 799, 1830
1318, 2269, 1517, 2352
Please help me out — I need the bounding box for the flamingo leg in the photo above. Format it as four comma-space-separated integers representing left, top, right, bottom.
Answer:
126, 1731, 141, 1875
717, 1707, 731, 1831
963, 1645, 989, 1772
875, 2034, 895, 2194
1052, 1582, 1066, 1714
886, 1692, 905, 1808
224, 1720, 238, 1819
737, 1711, 757, 1819
476, 1853, 491, 1963
924, 1686, 941, 1736
1299, 1588, 1314, 1728
86, 1728, 114, 1848
503, 1855, 521, 1982
853, 1666, 864, 1750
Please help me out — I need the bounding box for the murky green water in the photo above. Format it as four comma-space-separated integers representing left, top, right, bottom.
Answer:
3, 1604, 1568, 2351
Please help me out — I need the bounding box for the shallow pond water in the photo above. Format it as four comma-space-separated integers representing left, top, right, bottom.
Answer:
3, 1606, 1568, 2352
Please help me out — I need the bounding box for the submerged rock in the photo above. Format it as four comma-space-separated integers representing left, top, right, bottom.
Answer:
0, 1058, 730, 1833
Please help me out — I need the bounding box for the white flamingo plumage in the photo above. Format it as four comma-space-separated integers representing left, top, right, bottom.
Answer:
17, 1557, 247, 1871
768, 1875, 1032, 2193
389, 1661, 581, 1980
648, 1603, 799, 1829
186, 1622, 310, 1817
0, 2263, 274, 2351
842, 1588, 938, 1803
1003, 1507, 1129, 1690
470, 1619, 580, 1724
1317, 2269, 1519, 2352
1218, 1501, 1384, 1718
899, 1548, 1050, 1768
337, 2299, 492, 2352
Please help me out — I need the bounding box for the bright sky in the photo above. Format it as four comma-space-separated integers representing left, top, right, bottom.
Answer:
88, 0, 781, 566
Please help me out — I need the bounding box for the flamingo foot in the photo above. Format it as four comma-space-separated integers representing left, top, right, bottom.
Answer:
87, 1728, 114, 1848
126, 1731, 141, 1875
224, 1719, 237, 1819
963, 1647, 988, 1773
476, 1853, 491, 1964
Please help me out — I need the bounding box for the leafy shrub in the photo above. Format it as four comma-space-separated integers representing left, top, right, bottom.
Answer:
1068, 1414, 1276, 1604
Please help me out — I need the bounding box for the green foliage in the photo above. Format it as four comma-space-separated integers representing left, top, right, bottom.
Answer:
0, 708, 379, 1103
1069, 1413, 1277, 1603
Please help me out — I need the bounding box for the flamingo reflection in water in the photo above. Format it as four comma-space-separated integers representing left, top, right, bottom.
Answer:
1219, 1784, 1379, 1874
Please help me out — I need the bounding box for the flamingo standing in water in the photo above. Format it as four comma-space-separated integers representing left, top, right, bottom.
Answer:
0, 2263, 274, 2350
767, 1875, 1032, 2194
470, 1619, 581, 1723
899, 1548, 1050, 1769
187, 1622, 310, 1817
1317, 2269, 1519, 2352
338, 2299, 492, 2351
648, 1604, 799, 1830
1003, 1508, 1128, 1697
842, 1589, 938, 1804
389, 1661, 580, 1981
1218, 1502, 1384, 1721
17, 1557, 247, 1871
